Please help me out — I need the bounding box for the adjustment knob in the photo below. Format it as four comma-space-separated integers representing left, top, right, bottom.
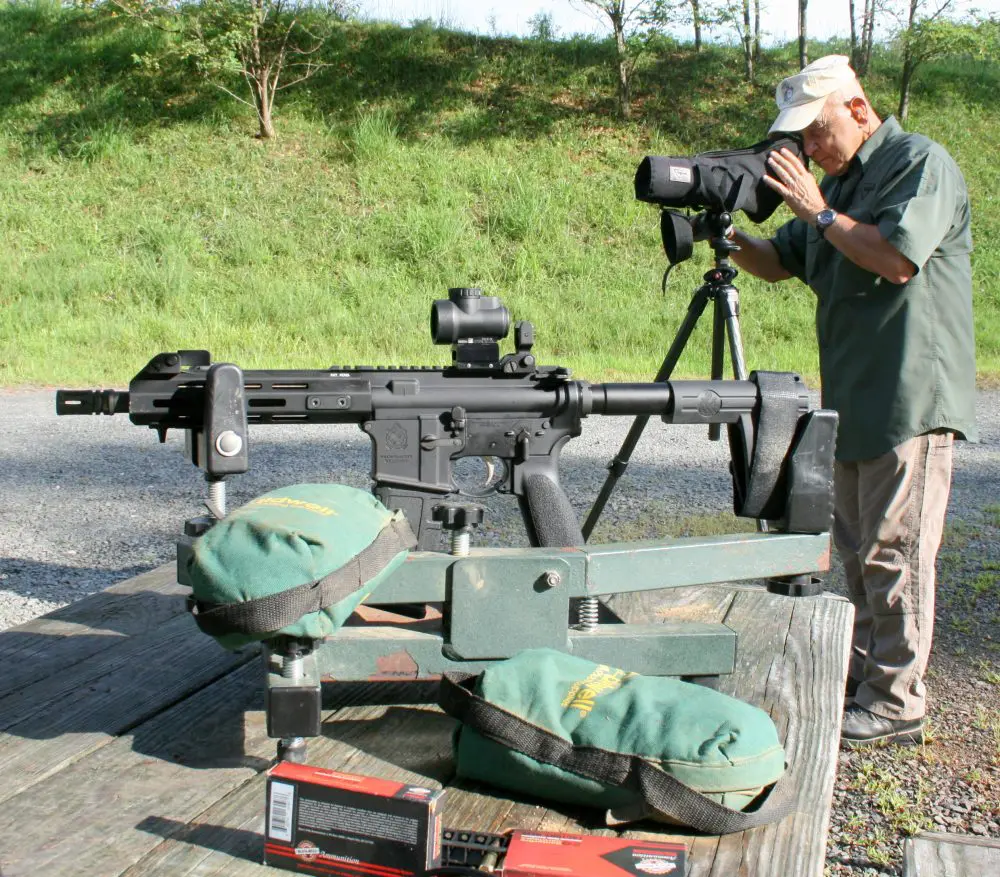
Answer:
432, 502, 485, 530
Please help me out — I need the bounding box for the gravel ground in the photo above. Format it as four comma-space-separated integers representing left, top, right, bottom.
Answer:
1, 386, 998, 873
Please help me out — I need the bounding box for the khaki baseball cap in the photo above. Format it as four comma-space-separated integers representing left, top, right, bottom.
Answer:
769, 55, 859, 134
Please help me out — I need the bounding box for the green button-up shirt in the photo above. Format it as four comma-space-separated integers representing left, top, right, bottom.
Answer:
771, 116, 977, 461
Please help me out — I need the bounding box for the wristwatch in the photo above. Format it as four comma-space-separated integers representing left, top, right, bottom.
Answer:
815, 208, 838, 237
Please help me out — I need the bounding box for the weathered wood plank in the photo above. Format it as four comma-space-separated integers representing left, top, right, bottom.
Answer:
0, 611, 258, 805
688, 589, 852, 877
904, 832, 1000, 876
604, 583, 736, 626
0, 564, 181, 698
0, 609, 244, 732
0, 660, 272, 877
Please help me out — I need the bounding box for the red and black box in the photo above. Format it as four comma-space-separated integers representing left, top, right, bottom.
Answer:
264, 762, 445, 877
503, 830, 687, 877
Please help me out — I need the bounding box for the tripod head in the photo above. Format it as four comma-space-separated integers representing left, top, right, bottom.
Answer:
658, 207, 742, 271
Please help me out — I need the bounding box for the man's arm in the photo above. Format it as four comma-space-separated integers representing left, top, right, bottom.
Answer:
729, 229, 793, 283
764, 148, 917, 284
819, 213, 916, 284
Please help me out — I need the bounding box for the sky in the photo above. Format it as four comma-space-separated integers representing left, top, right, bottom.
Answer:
362, 0, 999, 45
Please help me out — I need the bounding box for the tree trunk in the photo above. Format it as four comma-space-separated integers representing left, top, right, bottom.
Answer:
742, 0, 753, 81
246, 0, 274, 138
897, 55, 914, 121
253, 72, 276, 139
798, 0, 808, 68
849, 0, 859, 68
753, 0, 761, 64
897, 0, 919, 121
613, 12, 631, 120
862, 0, 876, 74
690, 0, 701, 51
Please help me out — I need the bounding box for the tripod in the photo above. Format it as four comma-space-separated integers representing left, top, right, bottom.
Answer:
581, 211, 750, 541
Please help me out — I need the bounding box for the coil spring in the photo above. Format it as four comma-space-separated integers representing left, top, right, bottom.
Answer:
577, 597, 599, 631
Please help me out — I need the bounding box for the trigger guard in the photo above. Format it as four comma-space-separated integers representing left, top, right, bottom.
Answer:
454, 456, 508, 498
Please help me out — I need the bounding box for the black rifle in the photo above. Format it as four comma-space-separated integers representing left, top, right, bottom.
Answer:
57, 288, 834, 548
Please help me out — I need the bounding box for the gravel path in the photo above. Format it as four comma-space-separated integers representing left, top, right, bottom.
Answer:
1, 386, 998, 873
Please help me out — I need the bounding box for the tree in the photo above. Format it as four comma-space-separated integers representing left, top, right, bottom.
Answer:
798, 0, 808, 67
571, 1, 661, 120
712, 0, 757, 81
850, 0, 883, 74
527, 10, 559, 40
895, 1, 986, 120
753, 0, 762, 65
648, 0, 702, 52
691, 0, 704, 51
109, 0, 352, 139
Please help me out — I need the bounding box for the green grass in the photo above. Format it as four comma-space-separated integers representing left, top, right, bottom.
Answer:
1, 6, 998, 386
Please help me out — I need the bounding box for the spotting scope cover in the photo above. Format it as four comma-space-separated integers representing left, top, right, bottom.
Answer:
634, 135, 806, 223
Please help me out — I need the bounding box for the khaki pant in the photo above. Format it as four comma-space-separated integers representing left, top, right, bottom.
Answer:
833, 432, 954, 721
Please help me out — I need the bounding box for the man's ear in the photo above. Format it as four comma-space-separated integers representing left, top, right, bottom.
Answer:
848, 97, 868, 126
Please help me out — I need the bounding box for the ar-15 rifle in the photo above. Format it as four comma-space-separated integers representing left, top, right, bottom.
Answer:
58, 287, 833, 550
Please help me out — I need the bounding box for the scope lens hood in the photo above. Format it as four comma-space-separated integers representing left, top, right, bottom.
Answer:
660, 210, 694, 266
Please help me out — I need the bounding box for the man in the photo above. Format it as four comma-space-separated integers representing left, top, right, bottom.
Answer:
727, 55, 977, 747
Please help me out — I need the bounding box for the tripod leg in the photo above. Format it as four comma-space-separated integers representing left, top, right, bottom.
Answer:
721, 288, 749, 381
717, 288, 771, 533
709, 302, 726, 441
581, 285, 712, 541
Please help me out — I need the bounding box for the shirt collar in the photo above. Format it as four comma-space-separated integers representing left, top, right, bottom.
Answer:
855, 115, 902, 169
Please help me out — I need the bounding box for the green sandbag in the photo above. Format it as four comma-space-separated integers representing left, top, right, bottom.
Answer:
186, 483, 415, 650
440, 648, 789, 833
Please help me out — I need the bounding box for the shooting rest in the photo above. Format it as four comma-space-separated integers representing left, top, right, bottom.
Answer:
57, 287, 836, 762
242, 530, 829, 760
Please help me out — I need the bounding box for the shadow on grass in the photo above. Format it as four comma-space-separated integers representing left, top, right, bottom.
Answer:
0, 4, 235, 156
307, 22, 618, 143
3, 7, 998, 160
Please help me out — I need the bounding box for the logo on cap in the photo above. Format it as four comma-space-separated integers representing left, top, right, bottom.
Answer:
781, 82, 795, 105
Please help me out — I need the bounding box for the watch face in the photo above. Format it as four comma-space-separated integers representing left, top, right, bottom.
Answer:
817, 209, 836, 229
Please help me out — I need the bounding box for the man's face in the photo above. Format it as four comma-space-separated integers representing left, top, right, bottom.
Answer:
800, 98, 866, 176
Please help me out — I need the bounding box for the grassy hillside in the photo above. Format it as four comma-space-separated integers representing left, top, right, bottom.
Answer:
1, 2, 997, 386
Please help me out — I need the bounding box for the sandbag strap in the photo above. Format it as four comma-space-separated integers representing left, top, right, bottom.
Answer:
731, 371, 802, 520
439, 674, 793, 835
188, 517, 417, 637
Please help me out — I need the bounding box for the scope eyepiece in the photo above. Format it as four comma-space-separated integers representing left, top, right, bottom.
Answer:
431, 287, 511, 345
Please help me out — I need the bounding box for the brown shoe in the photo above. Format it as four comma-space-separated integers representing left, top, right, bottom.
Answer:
841, 704, 924, 749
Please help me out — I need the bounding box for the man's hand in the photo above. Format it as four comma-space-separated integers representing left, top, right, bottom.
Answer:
762, 147, 827, 224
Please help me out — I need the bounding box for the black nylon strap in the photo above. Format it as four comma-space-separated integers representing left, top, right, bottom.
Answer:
732, 371, 803, 520
188, 517, 417, 637
439, 674, 794, 835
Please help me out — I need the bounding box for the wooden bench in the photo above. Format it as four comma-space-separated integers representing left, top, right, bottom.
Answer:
0, 565, 852, 877
904, 832, 1000, 876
